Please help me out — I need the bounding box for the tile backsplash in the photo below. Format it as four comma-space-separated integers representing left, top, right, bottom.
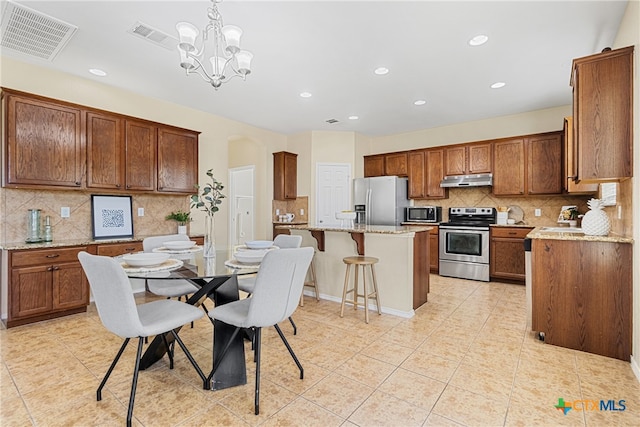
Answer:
414, 187, 591, 227
0, 188, 190, 243
272, 196, 309, 223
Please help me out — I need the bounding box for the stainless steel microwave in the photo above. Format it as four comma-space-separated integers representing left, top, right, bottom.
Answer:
405, 206, 442, 223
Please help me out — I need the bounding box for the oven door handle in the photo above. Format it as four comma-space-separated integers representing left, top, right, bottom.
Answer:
439, 226, 489, 232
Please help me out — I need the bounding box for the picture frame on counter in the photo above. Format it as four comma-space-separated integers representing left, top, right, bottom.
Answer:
91, 195, 134, 239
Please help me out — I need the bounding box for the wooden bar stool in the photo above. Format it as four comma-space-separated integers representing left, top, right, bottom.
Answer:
340, 256, 381, 323
300, 252, 319, 306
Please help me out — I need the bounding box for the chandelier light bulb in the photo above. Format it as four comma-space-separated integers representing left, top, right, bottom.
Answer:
176, 0, 252, 90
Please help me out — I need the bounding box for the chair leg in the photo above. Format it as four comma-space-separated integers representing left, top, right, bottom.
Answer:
274, 324, 304, 380
254, 327, 261, 415
201, 302, 215, 325
288, 316, 297, 335
340, 264, 351, 317
170, 330, 206, 382
126, 337, 144, 427
97, 338, 130, 401
161, 333, 174, 369
205, 327, 241, 389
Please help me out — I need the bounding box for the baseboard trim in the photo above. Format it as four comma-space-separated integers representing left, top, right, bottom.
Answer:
631, 355, 640, 383
307, 291, 415, 318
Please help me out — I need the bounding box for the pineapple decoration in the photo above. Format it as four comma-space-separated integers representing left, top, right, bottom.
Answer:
581, 198, 611, 236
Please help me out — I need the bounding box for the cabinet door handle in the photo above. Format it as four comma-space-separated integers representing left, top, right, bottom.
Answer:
116, 184, 121, 188
47, 266, 53, 271
126, 185, 131, 189
52, 266, 59, 271
125, 248, 136, 252
508, 232, 517, 235
75, 181, 81, 186
45, 254, 60, 258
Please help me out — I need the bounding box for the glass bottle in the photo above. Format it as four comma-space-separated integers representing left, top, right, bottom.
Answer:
43, 216, 53, 242
26, 209, 42, 243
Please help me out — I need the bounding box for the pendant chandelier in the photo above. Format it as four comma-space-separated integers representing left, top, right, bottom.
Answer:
176, 0, 253, 89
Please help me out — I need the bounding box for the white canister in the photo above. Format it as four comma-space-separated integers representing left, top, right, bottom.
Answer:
496, 212, 508, 225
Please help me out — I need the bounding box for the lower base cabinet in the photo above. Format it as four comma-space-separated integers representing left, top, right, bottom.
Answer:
489, 227, 533, 282
531, 239, 631, 360
429, 227, 439, 273
7, 245, 94, 328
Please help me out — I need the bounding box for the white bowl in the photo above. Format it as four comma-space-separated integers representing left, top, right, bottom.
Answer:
163, 240, 196, 250
235, 249, 268, 264
245, 240, 273, 249
123, 253, 170, 267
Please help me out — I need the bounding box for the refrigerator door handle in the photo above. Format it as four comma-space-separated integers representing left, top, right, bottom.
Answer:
366, 188, 372, 225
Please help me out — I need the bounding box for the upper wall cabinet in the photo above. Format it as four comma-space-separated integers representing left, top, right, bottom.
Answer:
364, 152, 408, 177
2, 89, 199, 194
364, 154, 385, 177
3, 91, 84, 188
157, 127, 198, 194
407, 149, 447, 200
562, 117, 597, 194
493, 132, 563, 197
571, 46, 633, 182
86, 114, 157, 192
444, 142, 492, 176
273, 151, 297, 200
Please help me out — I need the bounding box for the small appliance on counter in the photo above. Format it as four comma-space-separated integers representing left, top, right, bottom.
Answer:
496, 206, 509, 225
405, 206, 442, 223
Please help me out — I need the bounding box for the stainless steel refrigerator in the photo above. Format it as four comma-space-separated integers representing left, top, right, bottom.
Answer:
353, 176, 409, 226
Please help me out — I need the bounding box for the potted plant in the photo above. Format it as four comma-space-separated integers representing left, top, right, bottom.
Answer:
165, 210, 191, 234
191, 168, 225, 257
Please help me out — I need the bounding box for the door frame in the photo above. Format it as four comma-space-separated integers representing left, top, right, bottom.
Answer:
315, 162, 352, 227
228, 165, 255, 247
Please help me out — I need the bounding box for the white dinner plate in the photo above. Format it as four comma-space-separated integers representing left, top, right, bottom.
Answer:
245, 240, 274, 249
163, 240, 197, 250
122, 252, 170, 267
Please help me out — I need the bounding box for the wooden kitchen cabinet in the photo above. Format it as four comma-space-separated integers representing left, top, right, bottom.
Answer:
364, 154, 385, 177
429, 226, 439, 273
526, 132, 563, 195
426, 149, 447, 199
157, 126, 199, 194
563, 117, 597, 194
407, 149, 447, 199
493, 133, 563, 197
7, 245, 92, 328
531, 238, 631, 360
571, 46, 633, 182
86, 114, 156, 191
95, 241, 143, 257
384, 152, 408, 176
3, 90, 84, 189
493, 138, 525, 196
273, 151, 297, 200
444, 142, 492, 176
490, 227, 533, 282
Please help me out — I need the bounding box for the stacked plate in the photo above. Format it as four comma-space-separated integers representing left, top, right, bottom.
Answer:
163, 240, 197, 250
122, 253, 170, 267
234, 240, 275, 264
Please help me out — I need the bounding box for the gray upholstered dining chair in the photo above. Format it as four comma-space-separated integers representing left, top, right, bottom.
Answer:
78, 251, 206, 427
237, 234, 302, 333
206, 247, 314, 415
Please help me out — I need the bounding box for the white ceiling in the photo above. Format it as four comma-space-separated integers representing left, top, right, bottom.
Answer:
0, 0, 629, 137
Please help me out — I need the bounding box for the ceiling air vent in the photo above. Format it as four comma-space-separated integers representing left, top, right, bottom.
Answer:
326, 119, 339, 124
127, 21, 177, 51
0, 0, 77, 61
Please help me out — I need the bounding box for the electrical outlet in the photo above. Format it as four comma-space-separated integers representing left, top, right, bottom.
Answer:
300, 209, 304, 215
61, 207, 70, 218
138, 208, 144, 217
276, 209, 280, 215
534, 208, 541, 217
618, 205, 622, 219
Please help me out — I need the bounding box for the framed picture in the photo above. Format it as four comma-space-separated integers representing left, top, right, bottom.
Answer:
91, 195, 134, 239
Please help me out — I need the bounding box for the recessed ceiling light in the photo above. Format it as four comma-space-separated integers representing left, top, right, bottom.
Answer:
374, 67, 389, 75
299, 92, 312, 98
414, 100, 426, 106
490, 82, 506, 89
89, 68, 107, 77
468, 35, 489, 46
348, 116, 359, 120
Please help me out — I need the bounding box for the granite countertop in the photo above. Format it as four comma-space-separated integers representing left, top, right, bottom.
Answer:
490, 224, 534, 228
527, 227, 633, 244
401, 222, 441, 226
272, 221, 308, 225
1, 235, 204, 251
278, 224, 433, 234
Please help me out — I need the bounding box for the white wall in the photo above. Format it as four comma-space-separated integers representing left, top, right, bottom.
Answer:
612, 0, 640, 378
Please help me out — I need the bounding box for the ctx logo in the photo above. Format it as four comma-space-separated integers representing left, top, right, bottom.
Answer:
555, 398, 626, 415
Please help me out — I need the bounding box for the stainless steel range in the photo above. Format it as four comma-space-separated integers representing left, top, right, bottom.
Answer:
439, 207, 497, 282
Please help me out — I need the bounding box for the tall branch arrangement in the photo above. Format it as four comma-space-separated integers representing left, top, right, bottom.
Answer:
190, 169, 225, 216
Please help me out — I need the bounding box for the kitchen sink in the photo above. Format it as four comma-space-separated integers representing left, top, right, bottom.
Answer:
539, 226, 583, 233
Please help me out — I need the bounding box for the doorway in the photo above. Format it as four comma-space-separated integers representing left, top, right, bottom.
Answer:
315, 163, 352, 227
228, 166, 255, 247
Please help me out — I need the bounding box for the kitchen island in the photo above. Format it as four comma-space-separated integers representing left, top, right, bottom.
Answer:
279, 224, 432, 317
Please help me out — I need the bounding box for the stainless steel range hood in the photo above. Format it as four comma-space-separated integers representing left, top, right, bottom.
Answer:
440, 173, 493, 188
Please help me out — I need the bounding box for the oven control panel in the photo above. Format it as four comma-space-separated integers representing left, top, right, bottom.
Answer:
449, 207, 495, 216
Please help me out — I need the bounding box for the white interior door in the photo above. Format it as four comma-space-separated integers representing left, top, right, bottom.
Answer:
316, 163, 351, 226
229, 166, 255, 247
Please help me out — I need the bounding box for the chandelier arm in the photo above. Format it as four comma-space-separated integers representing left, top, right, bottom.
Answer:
185, 54, 219, 82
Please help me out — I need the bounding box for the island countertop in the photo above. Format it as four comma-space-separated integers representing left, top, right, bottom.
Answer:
276, 224, 433, 234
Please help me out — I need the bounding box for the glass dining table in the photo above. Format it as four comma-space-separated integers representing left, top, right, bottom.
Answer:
121, 248, 258, 391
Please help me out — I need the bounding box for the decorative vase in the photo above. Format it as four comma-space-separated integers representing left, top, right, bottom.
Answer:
177, 225, 187, 235
203, 215, 216, 258
581, 198, 611, 236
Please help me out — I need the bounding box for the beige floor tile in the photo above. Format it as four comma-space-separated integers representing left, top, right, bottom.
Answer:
260, 397, 344, 427
377, 367, 446, 411
505, 396, 586, 426
359, 338, 414, 366
333, 353, 396, 388
348, 389, 430, 427
424, 413, 465, 426
262, 360, 331, 395
448, 361, 514, 404
177, 402, 250, 427
400, 350, 460, 382
0, 396, 33, 427
302, 372, 374, 419
432, 385, 508, 426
